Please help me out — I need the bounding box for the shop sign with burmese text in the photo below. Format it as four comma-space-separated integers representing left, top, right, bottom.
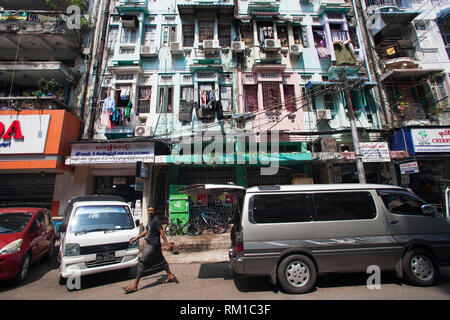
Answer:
67, 142, 154, 164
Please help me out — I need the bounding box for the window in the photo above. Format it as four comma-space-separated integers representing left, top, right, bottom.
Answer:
157, 86, 173, 113
313, 192, 376, 221
138, 87, 151, 113
162, 25, 177, 45
0, 212, 33, 234
293, 25, 303, 45
180, 86, 194, 101
324, 93, 335, 110
241, 24, 253, 46
220, 86, 233, 112
71, 206, 134, 233
219, 24, 231, 47
108, 26, 119, 49
183, 24, 195, 47
262, 82, 281, 110
199, 20, 214, 42
120, 48, 135, 55
143, 26, 156, 46
277, 25, 288, 47
257, 21, 275, 43
251, 194, 312, 224
378, 190, 426, 216
245, 85, 258, 112
283, 85, 296, 112
121, 28, 137, 43
329, 24, 348, 43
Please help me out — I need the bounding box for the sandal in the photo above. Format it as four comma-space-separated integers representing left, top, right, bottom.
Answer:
163, 275, 177, 283
122, 286, 138, 294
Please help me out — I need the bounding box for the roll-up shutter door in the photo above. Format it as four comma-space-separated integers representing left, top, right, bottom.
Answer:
0, 173, 56, 209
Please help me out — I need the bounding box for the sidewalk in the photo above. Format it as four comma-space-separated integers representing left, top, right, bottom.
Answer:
139, 232, 232, 264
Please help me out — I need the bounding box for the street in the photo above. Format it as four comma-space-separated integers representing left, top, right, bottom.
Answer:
1, 252, 450, 300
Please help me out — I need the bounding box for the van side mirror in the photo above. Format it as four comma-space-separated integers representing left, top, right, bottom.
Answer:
421, 205, 437, 216
135, 219, 140, 228
58, 223, 67, 233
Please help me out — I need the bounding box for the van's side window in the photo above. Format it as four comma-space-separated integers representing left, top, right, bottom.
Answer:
251, 194, 312, 224
313, 192, 376, 221
378, 191, 425, 216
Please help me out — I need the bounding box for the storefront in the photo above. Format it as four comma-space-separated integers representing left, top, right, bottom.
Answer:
65, 140, 155, 221
391, 126, 450, 204
0, 110, 81, 216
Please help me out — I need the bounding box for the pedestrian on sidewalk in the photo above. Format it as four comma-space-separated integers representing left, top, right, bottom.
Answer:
123, 206, 177, 294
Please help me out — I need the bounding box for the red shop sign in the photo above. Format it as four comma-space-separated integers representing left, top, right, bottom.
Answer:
0, 120, 24, 139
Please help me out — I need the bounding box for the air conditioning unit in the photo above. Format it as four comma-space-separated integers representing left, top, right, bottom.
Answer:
202, 39, 220, 51
134, 125, 152, 137
316, 109, 332, 121
289, 44, 303, 56
264, 38, 281, 51
140, 45, 157, 57
231, 41, 245, 53
170, 42, 183, 55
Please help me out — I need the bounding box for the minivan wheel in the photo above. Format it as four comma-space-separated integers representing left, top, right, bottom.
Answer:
402, 249, 439, 286
277, 254, 317, 294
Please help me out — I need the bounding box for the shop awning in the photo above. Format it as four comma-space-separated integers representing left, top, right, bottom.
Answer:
155, 152, 312, 165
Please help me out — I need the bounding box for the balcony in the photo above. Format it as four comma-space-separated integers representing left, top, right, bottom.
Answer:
0, 96, 72, 113
116, 0, 149, 15
365, 0, 419, 35
317, 0, 351, 15
0, 11, 81, 61
248, 0, 280, 16
376, 40, 419, 70
177, 0, 234, 15
392, 102, 431, 127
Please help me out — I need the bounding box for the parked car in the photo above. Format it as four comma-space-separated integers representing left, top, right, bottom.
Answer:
225, 184, 450, 294
57, 195, 140, 285
0, 208, 56, 284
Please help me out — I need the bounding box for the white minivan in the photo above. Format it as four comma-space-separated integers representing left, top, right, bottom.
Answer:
57, 195, 140, 285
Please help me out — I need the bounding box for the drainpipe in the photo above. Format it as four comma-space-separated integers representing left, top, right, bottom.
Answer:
353, 0, 392, 128
81, 0, 111, 140
350, 0, 382, 130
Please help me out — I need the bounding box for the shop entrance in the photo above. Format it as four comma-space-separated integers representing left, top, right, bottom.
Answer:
94, 176, 142, 206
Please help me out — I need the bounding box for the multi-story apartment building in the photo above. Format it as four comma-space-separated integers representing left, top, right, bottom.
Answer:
63, 0, 396, 220
0, 0, 94, 215
359, 0, 450, 204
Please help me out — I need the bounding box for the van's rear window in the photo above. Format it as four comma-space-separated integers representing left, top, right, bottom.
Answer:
251, 194, 312, 224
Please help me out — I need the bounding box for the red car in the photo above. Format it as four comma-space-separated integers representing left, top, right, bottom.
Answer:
0, 208, 56, 283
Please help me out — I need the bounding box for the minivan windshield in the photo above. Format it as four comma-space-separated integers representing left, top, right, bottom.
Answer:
0, 212, 34, 234
70, 205, 134, 234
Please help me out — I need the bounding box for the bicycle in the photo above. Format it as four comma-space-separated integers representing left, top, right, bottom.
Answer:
188, 211, 228, 236
165, 217, 197, 236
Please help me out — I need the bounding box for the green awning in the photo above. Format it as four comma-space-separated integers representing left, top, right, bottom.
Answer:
156, 152, 312, 165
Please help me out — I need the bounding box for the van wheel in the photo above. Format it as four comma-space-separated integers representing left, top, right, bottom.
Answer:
402, 249, 439, 286
277, 254, 316, 294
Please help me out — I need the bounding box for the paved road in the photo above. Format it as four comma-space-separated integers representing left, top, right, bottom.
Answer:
1, 251, 450, 301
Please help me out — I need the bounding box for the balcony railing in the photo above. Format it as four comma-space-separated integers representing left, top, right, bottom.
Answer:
392, 102, 430, 126
0, 96, 72, 112
376, 42, 416, 61
365, 0, 401, 7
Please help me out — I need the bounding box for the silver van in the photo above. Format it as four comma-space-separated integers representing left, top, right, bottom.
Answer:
229, 184, 450, 293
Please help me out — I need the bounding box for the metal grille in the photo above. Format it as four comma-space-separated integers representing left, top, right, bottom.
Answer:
177, 167, 236, 185
247, 165, 306, 187
79, 242, 129, 255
